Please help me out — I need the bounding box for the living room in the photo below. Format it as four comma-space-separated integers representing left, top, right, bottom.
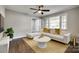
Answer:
0, 5, 79, 53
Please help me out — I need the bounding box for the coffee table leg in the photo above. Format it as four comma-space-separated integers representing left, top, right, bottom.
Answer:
38, 42, 47, 48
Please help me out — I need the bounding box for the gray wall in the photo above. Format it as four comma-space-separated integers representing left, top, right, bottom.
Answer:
5, 10, 35, 39
67, 7, 79, 35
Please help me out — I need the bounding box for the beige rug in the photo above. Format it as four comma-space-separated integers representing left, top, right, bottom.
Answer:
23, 38, 68, 53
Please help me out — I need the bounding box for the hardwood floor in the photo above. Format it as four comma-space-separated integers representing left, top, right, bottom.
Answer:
9, 38, 35, 53
9, 37, 79, 53
65, 42, 79, 53
9, 37, 68, 53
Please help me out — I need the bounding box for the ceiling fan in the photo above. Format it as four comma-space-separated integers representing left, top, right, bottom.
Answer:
30, 5, 50, 15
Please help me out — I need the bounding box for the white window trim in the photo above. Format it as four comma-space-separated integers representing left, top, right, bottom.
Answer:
45, 13, 67, 30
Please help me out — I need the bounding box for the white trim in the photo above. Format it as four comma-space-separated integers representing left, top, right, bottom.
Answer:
13, 35, 26, 39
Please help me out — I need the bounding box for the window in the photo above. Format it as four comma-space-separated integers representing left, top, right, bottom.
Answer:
49, 16, 60, 29
61, 15, 67, 29
45, 19, 49, 28
35, 19, 41, 32
32, 19, 41, 32
45, 14, 67, 30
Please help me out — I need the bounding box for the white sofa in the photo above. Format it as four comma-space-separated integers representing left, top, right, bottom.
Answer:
43, 33, 71, 44
27, 32, 71, 44
0, 32, 9, 53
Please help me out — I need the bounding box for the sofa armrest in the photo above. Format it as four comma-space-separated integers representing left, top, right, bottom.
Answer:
63, 33, 71, 44
27, 32, 41, 38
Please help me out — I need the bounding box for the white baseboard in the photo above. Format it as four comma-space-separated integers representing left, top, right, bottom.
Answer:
13, 35, 26, 39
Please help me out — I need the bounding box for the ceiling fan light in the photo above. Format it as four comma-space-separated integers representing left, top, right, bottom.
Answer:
38, 10, 42, 13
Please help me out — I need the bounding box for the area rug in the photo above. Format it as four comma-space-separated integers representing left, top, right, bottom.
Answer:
23, 38, 68, 53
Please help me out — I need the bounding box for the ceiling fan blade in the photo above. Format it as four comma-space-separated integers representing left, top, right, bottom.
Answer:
30, 8, 37, 10
33, 10, 38, 14
41, 10, 50, 12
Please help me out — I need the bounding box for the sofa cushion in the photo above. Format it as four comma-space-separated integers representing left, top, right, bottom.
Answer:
50, 29, 55, 34
43, 33, 64, 39
43, 28, 50, 33
60, 30, 68, 35
55, 28, 60, 34
52, 34, 64, 39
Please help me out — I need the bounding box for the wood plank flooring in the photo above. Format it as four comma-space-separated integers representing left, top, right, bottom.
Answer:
9, 38, 35, 53
65, 42, 79, 53
9, 37, 79, 53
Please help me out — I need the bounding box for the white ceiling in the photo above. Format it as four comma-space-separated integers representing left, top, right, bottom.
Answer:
5, 5, 78, 17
